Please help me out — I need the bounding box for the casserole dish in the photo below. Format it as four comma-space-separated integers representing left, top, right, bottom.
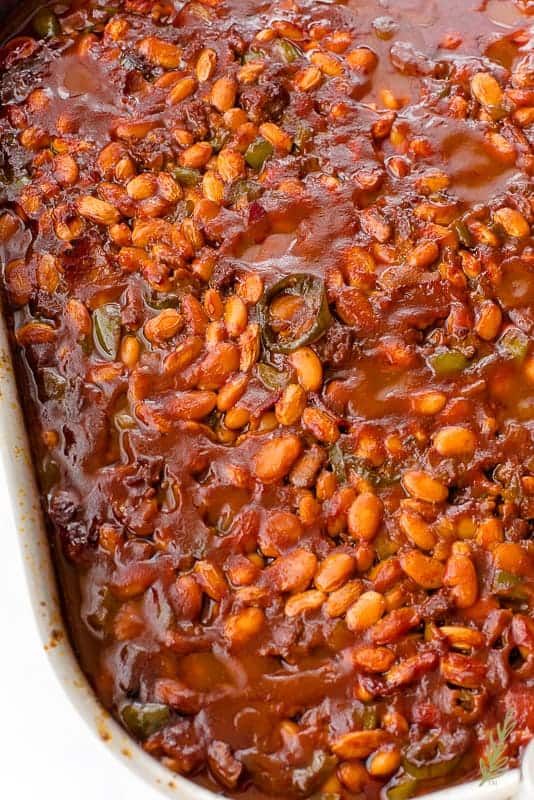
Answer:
3, 1, 534, 798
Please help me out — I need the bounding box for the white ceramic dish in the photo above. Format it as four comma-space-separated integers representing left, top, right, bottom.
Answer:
0, 3, 531, 797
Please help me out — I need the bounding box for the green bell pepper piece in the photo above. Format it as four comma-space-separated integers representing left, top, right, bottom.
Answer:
93, 303, 121, 360
32, 8, 60, 38
428, 349, 469, 376
120, 702, 171, 739
245, 138, 274, 171
259, 273, 332, 354
173, 167, 201, 186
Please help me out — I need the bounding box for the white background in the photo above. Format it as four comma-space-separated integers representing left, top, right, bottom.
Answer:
1, 460, 160, 799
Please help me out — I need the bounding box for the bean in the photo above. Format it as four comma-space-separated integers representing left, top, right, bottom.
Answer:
433, 425, 476, 458
444, 553, 478, 608
346, 590, 386, 632
218, 149, 246, 182
315, 552, 355, 592
475, 300, 502, 341
197, 343, 240, 389
332, 730, 390, 760
120, 335, 140, 369
386, 651, 437, 687
285, 589, 326, 616
399, 511, 436, 551
225, 407, 250, 429
289, 347, 323, 391
138, 36, 182, 68
337, 761, 369, 792
224, 295, 248, 337
172, 575, 203, 620
253, 434, 302, 483
367, 747, 401, 777
407, 240, 439, 269
167, 76, 197, 105
493, 207, 530, 238
180, 141, 213, 169
311, 50, 344, 77
346, 47, 377, 72
275, 383, 306, 426
471, 72, 503, 107
194, 560, 227, 600
258, 511, 303, 556
211, 77, 237, 112
352, 646, 395, 673
370, 607, 420, 645
224, 607, 264, 646
165, 390, 217, 421
294, 66, 322, 91
403, 470, 447, 503
301, 407, 339, 443
493, 542, 531, 575
144, 309, 183, 343
440, 625, 485, 650
348, 492, 383, 541
325, 580, 363, 617
196, 48, 217, 82
76, 195, 120, 226
269, 549, 317, 593
400, 550, 445, 589
259, 122, 293, 152
217, 373, 248, 412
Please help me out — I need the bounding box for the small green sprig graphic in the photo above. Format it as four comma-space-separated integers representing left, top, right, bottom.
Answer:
479, 710, 516, 785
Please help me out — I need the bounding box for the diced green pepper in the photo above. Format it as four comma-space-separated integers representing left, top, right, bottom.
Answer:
146, 293, 181, 310
257, 362, 290, 390
259, 273, 332, 353
328, 442, 347, 484
292, 751, 337, 795
173, 167, 201, 186
499, 327, 529, 363
362, 705, 378, 729
209, 129, 230, 153
294, 124, 313, 153
386, 777, 419, 800
245, 138, 274, 171
243, 48, 266, 63
276, 38, 302, 63
493, 570, 528, 600
93, 303, 121, 360
231, 179, 263, 204
453, 219, 474, 248
374, 534, 400, 560
428, 349, 469, 376
403, 751, 461, 780
120, 702, 171, 739
32, 8, 61, 38
39, 457, 60, 492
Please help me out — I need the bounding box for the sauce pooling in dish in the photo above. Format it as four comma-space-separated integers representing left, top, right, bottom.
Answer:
1, 0, 534, 797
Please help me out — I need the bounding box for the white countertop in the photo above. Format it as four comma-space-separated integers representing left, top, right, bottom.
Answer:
1, 459, 161, 800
